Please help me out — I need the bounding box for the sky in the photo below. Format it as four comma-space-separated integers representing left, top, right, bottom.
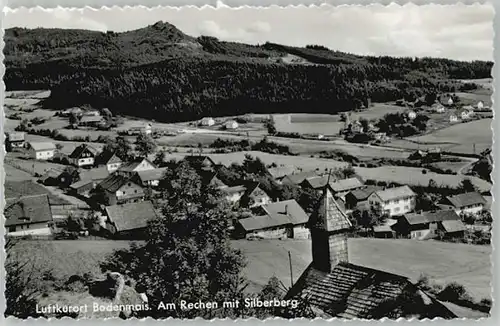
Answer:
4, 2, 495, 61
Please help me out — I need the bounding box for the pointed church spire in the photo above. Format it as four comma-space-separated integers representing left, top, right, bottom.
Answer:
309, 176, 352, 272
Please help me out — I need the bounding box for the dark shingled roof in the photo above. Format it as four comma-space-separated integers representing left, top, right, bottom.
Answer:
96, 150, 123, 165
373, 186, 416, 202
348, 186, 382, 201
98, 174, 138, 193
68, 144, 97, 159
184, 155, 216, 170
446, 192, 486, 209
404, 209, 460, 225
285, 262, 456, 319
309, 188, 351, 232
5, 194, 53, 227
283, 170, 321, 185
105, 201, 158, 232
80, 166, 110, 182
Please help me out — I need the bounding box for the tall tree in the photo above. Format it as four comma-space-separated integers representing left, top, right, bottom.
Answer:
101, 162, 247, 319
135, 132, 157, 157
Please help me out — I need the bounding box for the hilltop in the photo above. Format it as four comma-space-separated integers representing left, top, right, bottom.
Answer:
5, 21, 493, 122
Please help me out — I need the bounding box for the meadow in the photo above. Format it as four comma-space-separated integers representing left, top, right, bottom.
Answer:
407, 119, 492, 155
232, 238, 492, 302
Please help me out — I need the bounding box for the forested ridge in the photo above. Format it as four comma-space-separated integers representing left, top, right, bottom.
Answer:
5, 21, 493, 122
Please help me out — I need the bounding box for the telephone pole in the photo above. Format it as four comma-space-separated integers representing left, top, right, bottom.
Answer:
288, 251, 294, 288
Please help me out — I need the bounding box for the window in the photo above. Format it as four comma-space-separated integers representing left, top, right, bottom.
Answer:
404, 205, 409, 210
394, 207, 400, 213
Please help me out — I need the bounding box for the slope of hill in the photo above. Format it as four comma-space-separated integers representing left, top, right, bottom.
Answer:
4, 21, 493, 122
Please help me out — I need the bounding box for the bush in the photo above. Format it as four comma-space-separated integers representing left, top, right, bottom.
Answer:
422, 169, 427, 174
437, 282, 467, 302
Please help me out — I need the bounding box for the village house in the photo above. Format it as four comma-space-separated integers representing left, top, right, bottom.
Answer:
199, 117, 215, 126
236, 199, 309, 240
267, 166, 299, 183
78, 115, 104, 128
95, 174, 145, 206
224, 120, 239, 130
393, 210, 465, 241
282, 170, 321, 186
449, 114, 458, 123
132, 167, 168, 187
329, 177, 365, 201
128, 123, 152, 135
70, 166, 110, 197
407, 110, 417, 120
96, 150, 123, 173
68, 144, 97, 168
199, 170, 228, 189
344, 185, 382, 211
82, 110, 101, 117
477, 101, 484, 110
283, 186, 457, 319
350, 120, 364, 133
222, 185, 248, 205
460, 110, 471, 120
28, 141, 56, 160
443, 192, 486, 216
60, 107, 83, 117
105, 201, 159, 239
39, 166, 81, 188
38, 168, 66, 186
116, 157, 156, 177
240, 182, 272, 208
6, 132, 26, 151
185, 155, 217, 172
432, 103, 445, 113
447, 97, 454, 106
5, 194, 53, 235
368, 185, 416, 217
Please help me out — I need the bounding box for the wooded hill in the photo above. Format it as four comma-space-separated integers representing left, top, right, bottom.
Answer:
5, 21, 493, 122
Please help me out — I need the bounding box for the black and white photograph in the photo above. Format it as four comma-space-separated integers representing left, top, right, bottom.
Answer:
2, 3, 495, 320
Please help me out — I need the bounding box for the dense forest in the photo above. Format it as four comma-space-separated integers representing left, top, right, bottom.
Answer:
4, 21, 493, 122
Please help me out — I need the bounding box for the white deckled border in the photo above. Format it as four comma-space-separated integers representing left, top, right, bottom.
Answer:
0, 1, 498, 326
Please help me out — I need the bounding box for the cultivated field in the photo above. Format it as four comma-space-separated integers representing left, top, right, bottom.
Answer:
232, 238, 492, 301
355, 165, 491, 192
272, 103, 407, 136
407, 119, 492, 155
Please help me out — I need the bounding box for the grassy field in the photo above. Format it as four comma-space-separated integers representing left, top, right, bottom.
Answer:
407, 119, 492, 155
5, 179, 72, 205
8, 240, 133, 286
233, 238, 491, 301
272, 103, 406, 136
355, 165, 491, 192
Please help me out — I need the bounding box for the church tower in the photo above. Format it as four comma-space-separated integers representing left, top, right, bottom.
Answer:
308, 184, 352, 272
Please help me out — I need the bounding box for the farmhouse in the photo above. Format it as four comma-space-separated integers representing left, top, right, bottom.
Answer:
199, 170, 228, 188
268, 166, 298, 182
116, 157, 156, 177
432, 103, 445, 113
225, 120, 239, 130
449, 114, 458, 123
236, 199, 309, 239
329, 177, 365, 200
344, 186, 382, 211
185, 155, 217, 172
200, 117, 215, 126
28, 141, 56, 160
79, 166, 110, 184
460, 110, 471, 120
132, 168, 168, 187
283, 187, 457, 320
69, 179, 97, 198
477, 101, 484, 110
240, 182, 272, 208
222, 185, 247, 204
282, 170, 321, 186
96, 150, 123, 173
393, 210, 465, 240
60, 107, 83, 117
368, 185, 416, 217
6, 132, 25, 150
447, 97, 454, 106
407, 110, 417, 120
69, 144, 96, 168
79, 115, 104, 127
38, 168, 66, 186
443, 192, 486, 216
105, 201, 158, 239
96, 174, 145, 206
5, 194, 53, 235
